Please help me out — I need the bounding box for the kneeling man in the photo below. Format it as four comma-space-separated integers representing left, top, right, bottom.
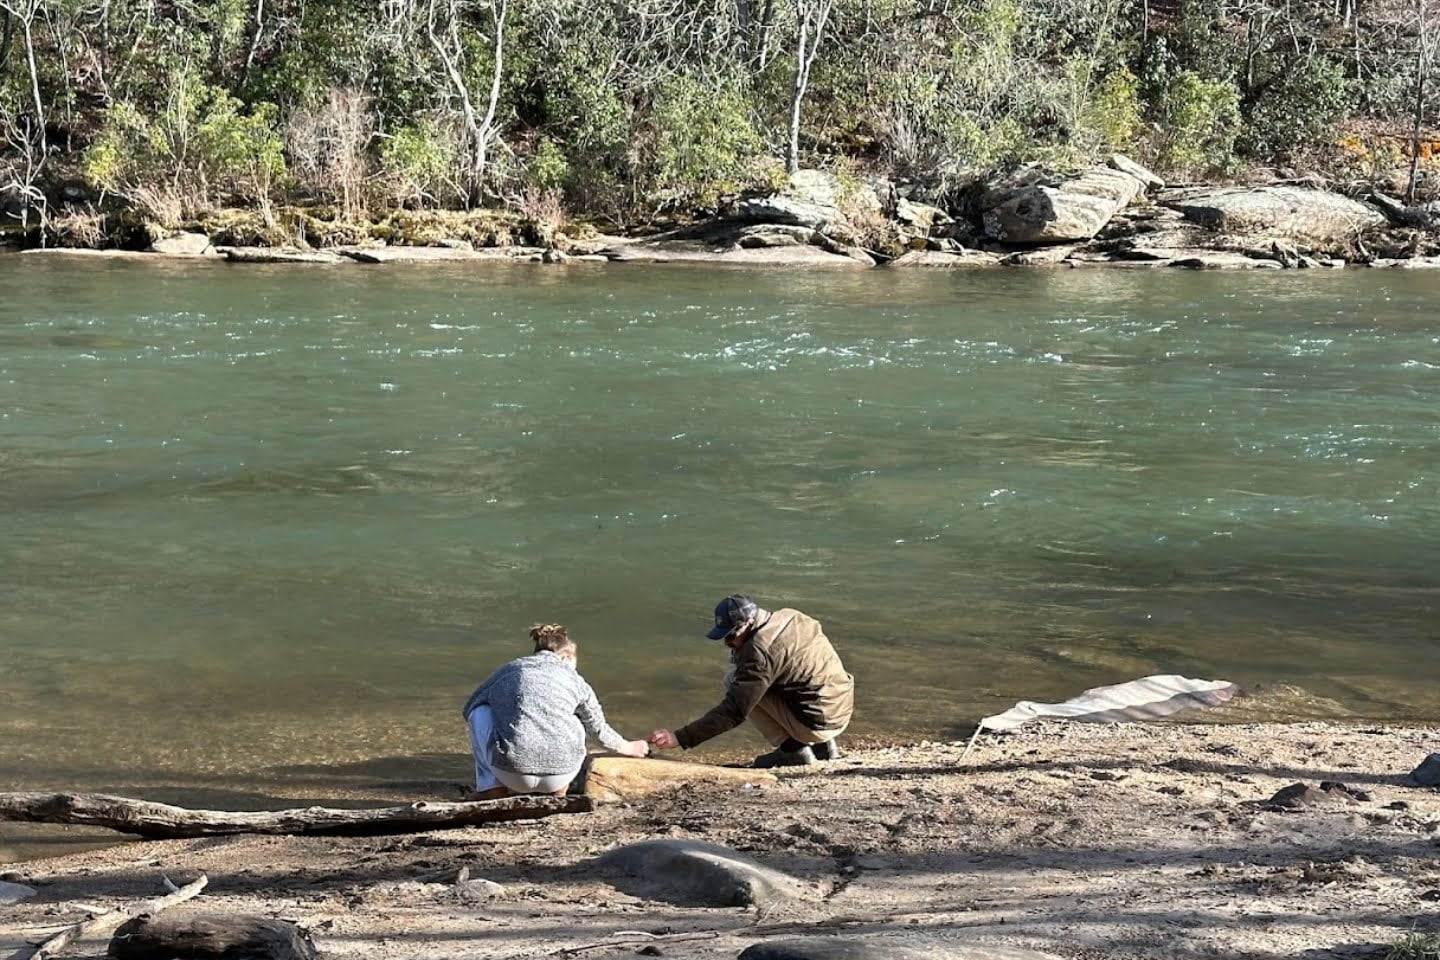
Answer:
649, 594, 854, 767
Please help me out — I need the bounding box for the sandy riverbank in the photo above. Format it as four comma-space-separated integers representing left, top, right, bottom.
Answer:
3, 720, 1438, 959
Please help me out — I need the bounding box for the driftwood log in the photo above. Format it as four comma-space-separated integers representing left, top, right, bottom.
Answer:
108, 914, 315, 960
20, 874, 208, 960
0, 793, 593, 840
582, 756, 776, 803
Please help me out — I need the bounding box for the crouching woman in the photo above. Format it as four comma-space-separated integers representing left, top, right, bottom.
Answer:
462, 623, 648, 798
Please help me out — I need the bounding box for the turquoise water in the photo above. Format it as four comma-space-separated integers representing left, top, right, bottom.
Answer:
2, 256, 1438, 820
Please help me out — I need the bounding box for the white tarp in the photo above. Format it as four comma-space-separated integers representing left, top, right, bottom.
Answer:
978, 674, 1238, 732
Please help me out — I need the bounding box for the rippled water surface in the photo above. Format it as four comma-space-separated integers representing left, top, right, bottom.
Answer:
2, 257, 1438, 832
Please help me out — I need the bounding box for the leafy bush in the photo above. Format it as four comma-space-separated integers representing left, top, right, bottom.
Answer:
647, 74, 765, 210
1241, 55, 1352, 163
83, 72, 285, 217
1077, 66, 1142, 153
1154, 71, 1240, 177
525, 137, 570, 195
378, 118, 465, 208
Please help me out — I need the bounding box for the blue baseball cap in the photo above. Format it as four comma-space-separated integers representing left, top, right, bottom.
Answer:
707, 594, 759, 640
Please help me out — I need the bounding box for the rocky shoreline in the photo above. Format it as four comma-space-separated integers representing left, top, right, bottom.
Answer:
3, 720, 1439, 960
8, 158, 1440, 272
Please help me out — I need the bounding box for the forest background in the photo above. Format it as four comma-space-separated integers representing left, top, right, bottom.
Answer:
1, 0, 1436, 248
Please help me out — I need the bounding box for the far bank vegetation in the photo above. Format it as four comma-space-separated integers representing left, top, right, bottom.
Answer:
1, 0, 1438, 248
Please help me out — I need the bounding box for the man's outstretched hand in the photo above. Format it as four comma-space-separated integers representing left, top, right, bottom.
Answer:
648, 729, 679, 750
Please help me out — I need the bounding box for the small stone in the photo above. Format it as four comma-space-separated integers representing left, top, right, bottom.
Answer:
451, 878, 506, 903
1261, 781, 1364, 810
1411, 753, 1440, 787
0, 880, 37, 904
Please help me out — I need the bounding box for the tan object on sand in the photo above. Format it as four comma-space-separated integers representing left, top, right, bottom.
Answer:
963, 674, 1239, 758
582, 756, 777, 803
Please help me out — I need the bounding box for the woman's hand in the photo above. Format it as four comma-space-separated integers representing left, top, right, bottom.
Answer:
647, 729, 679, 750
619, 739, 650, 758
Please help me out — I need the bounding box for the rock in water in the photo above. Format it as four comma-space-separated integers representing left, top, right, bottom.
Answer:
1410, 753, 1440, 787
739, 938, 1064, 960
597, 839, 807, 908
107, 914, 316, 960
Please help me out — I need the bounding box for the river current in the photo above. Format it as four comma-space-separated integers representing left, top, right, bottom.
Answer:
2, 256, 1437, 852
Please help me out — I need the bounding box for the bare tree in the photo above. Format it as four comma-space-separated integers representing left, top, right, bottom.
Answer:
426, 0, 508, 205
0, 0, 47, 242
0, 100, 47, 243
1406, 0, 1438, 200
786, 0, 835, 174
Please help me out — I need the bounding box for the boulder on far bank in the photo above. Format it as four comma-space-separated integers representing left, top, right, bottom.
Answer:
149, 232, 217, 256
982, 163, 1152, 245
224, 246, 346, 264
729, 169, 885, 238
888, 248, 1000, 267
1163, 185, 1385, 250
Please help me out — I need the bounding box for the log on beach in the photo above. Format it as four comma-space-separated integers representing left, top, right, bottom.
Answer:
582, 756, 777, 803
0, 792, 593, 839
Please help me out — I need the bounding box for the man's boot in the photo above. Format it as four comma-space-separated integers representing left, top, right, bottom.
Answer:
812, 739, 842, 761
752, 738, 816, 768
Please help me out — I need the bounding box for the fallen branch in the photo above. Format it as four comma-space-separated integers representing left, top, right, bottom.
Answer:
0, 793, 593, 839
18, 874, 208, 960
553, 931, 721, 956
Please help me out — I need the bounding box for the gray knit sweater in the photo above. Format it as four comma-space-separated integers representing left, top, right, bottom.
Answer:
461, 650, 629, 775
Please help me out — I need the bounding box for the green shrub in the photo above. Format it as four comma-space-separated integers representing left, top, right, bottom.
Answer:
378, 119, 464, 207
1155, 71, 1240, 177
1079, 66, 1142, 153
526, 137, 570, 195
1241, 55, 1352, 163
82, 73, 285, 213
647, 74, 764, 210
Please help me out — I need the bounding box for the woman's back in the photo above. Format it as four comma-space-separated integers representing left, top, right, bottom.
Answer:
463, 649, 625, 776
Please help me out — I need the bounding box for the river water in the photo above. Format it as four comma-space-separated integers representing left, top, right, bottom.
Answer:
2, 256, 1438, 839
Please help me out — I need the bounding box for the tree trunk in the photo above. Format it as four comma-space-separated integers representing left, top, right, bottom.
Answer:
0, 792, 593, 839
1408, 0, 1430, 203
427, 0, 485, 205
786, 0, 833, 176
240, 0, 265, 88
472, 0, 508, 190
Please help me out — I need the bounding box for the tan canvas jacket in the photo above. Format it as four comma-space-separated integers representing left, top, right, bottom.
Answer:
675, 608, 854, 749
